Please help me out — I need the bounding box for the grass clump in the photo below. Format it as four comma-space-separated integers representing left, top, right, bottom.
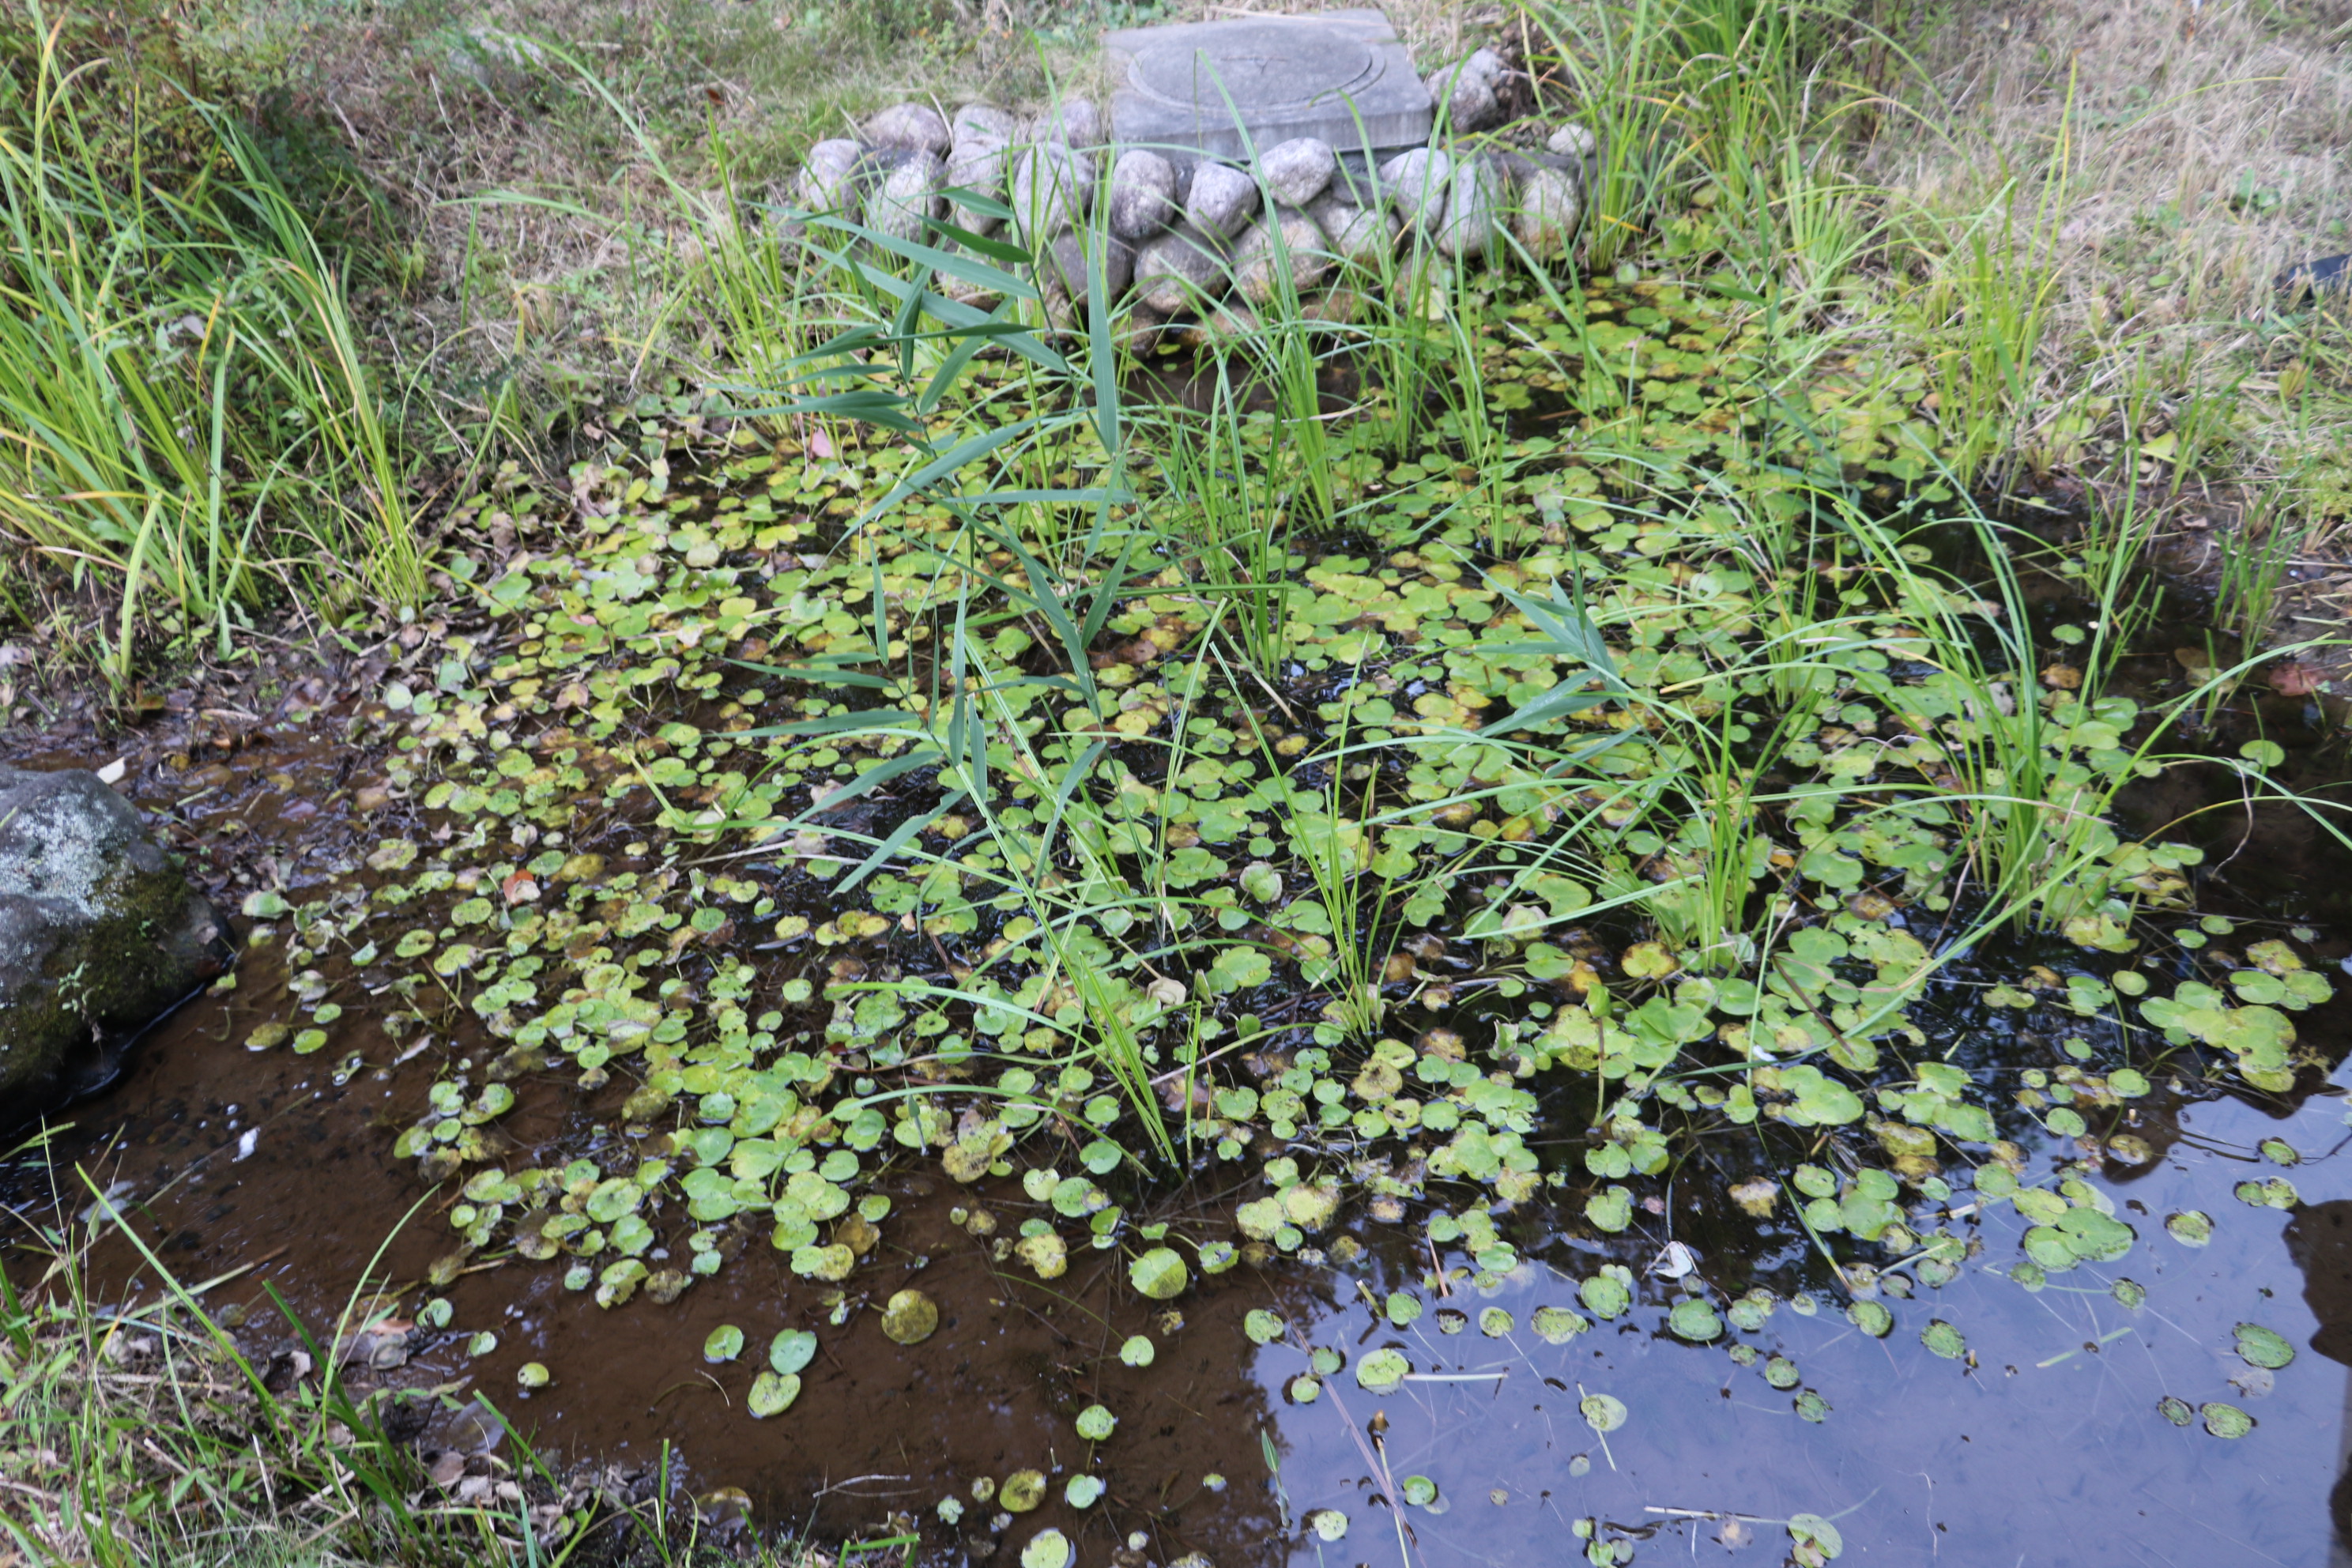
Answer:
0, 6, 418, 684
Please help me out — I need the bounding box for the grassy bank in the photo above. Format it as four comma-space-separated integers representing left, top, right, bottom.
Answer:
6, 0, 2352, 1559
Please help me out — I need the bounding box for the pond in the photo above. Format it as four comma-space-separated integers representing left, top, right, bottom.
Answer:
8, 257, 2352, 1568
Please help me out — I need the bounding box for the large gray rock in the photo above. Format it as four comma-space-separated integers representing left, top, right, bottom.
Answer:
1258, 137, 1338, 208
1185, 161, 1260, 240
1232, 205, 1332, 303
865, 101, 953, 157
1379, 146, 1453, 230
1135, 223, 1233, 314
1109, 149, 1178, 241
864, 150, 947, 243
0, 767, 231, 1114
797, 139, 863, 212
1512, 165, 1583, 258
1011, 142, 1095, 243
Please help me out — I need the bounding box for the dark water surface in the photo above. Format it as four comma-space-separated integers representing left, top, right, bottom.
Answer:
10, 729, 2352, 1566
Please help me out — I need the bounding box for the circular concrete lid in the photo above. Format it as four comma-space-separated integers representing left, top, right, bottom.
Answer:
1126, 21, 1381, 112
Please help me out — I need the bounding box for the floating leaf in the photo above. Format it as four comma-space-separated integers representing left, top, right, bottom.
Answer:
1128, 1246, 1189, 1300
1531, 1306, 1589, 1344
1357, 1348, 1410, 1392
1119, 1335, 1155, 1367
1400, 1475, 1439, 1508
1020, 1528, 1072, 1568
517, 1362, 549, 1389
1479, 1306, 1515, 1337
1579, 1269, 1633, 1320
1065, 1475, 1105, 1509
748, 1371, 801, 1417
1668, 1298, 1722, 1342
1075, 1404, 1116, 1441
1244, 1309, 1287, 1345
1846, 1300, 1893, 1338
1386, 1291, 1423, 1327
2201, 1401, 2253, 1438
1306, 1508, 1348, 1542
1920, 1321, 1966, 1359
704, 1325, 744, 1363
2158, 1395, 2195, 1427
881, 1289, 939, 1345
2165, 1210, 2214, 1246
1788, 1513, 1844, 1562
1289, 1374, 1321, 1402
770, 1330, 817, 1375
2234, 1323, 2295, 1370
1579, 1391, 1627, 1434
1001, 1470, 1047, 1512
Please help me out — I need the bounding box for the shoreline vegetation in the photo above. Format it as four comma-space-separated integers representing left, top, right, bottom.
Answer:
6, 0, 2352, 1563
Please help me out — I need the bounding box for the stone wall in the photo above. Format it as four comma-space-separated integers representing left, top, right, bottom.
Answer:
791, 50, 1595, 343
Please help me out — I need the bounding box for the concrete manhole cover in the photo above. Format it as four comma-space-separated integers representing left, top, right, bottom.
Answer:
1105, 8, 1431, 162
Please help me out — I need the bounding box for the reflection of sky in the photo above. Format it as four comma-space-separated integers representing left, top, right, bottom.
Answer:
1257, 1078, 2352, 1566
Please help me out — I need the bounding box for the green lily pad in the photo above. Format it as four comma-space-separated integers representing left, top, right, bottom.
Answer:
1119, 1334, 1155, 1367
1580, 1270, 1633, 1320
1400, 1475, 1439, 1507
1668, 1298, 1722, 1342
1357, 1348, 1410, 1392
1387, 1291, 1423, 1327
1129, 1246, 1189, 1300
1020, 1528, 1072, 1568
1290, 1374, 1321, 1402
1306, 1508, 1348, 1541
2201, 1401, 2253, 1438
1920, 1321, 1966, 1359
703, 1325, 744, 1363
1479, 1307, 1514, 1337
1847, 1300, 1893, 1338
1000, 1470, 1047, 1512
1788, 1513, 1843, 1561
1531, 1306, 1590, 1344
1075, 1404, 1116, 1441
1244, 1308, 1287, 1345
2158, 1395, 2195, 1427
1580, 1391, 1627, 1433
517, 1362, 548, 1389
2166, 1210, 2214, 1246
1764, 1355, 1800, 1389
881, 1289, 938, 1345
1794, 1389, 1832, 1423
1065, 1475, 1105, 1508
2234, 1323, 2295, 1370
748, 1371, 801, 1417
769, 1329, 817, 1375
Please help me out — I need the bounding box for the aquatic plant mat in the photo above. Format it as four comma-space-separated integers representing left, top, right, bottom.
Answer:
10, 242, 2352, 1566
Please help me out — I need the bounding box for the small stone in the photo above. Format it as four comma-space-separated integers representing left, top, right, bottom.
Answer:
1134, 223, 1232, 314
1042, 230, 1136, 311
1039, 97, 1104, 149
1426, 47, 1506, 134
1511, 165, 1582, 258
1437, 155, 1505, 258
1257, 137, 1337, 208
1378, 146, 1453, 230
865, 150, 946, 243
1304, 192, 1398, 270
1185, 161, 1260, 240
864, 102, 952, 157
797, 139, 863, 212
1170, 298, 1261, 349
947, 104, 1020, 232
1011, 142, 1095, 243
1232, 207, 1331, 303
953, 103, 1020, 146
933, 242, 1005, 308
1547, 122, 1598, 160
1109, 149, 1178, 240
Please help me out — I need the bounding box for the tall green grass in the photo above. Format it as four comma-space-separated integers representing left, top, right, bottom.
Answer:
0, 9, 420, 682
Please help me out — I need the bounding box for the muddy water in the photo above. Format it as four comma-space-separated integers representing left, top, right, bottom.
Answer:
12, 723, 2352, 1565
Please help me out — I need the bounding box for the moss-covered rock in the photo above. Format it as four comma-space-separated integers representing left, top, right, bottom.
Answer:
0, 766, 231, 1118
